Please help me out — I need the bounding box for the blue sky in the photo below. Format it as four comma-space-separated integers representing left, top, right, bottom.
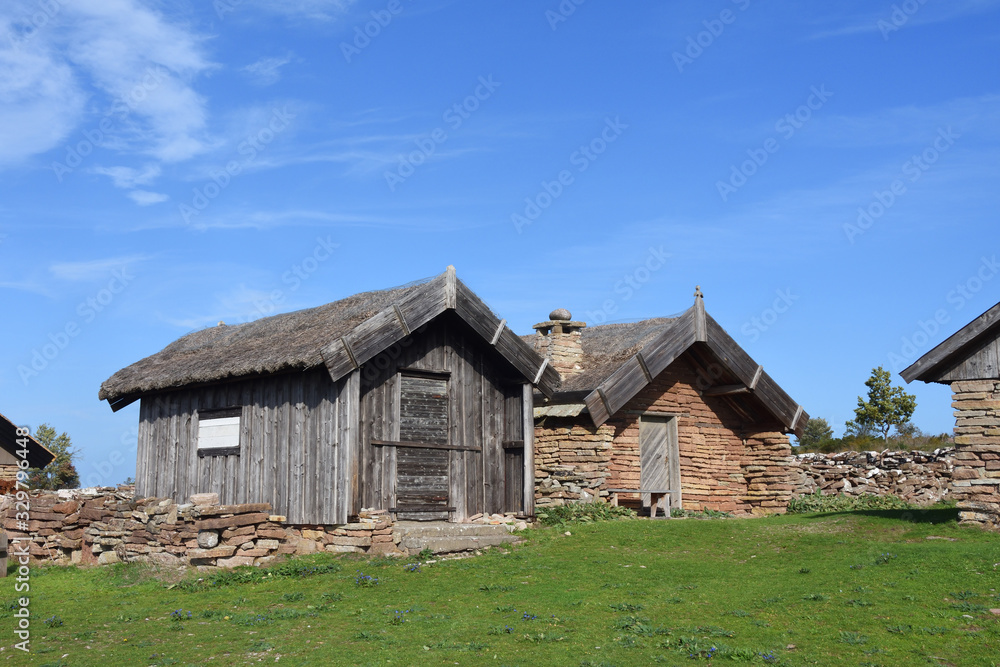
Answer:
1, 0, 998, 487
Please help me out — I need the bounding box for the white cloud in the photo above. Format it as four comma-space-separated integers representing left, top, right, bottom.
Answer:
50, 254, 149, 282
0, 0, 213, 168
90, 164, 161, 189
242, 55, 293, 86
127, 189, 169, 206
242, 0, 358, 21
0, 18, 87, 166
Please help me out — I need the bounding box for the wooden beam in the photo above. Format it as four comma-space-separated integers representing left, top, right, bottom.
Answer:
790, 405, 804, 431
750, 365, 763, 390
445, 265, 457, 309
491, 318, 506, 345
693, 295, 707, 342
522, 383, 535, 517
340, 337, 359, 369
533, 358, 550, 385
371, 439, 481, 452
636, 352, 653, 383
393, 304, 410, 336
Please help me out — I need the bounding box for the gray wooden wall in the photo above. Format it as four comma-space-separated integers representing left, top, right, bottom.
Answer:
136, 367, 356, 524
357, 315, 530, 521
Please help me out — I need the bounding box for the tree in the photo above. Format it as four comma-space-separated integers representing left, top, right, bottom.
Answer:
844, 367, 917, 442
796, 417, 834, 450
28, 424, 80, 490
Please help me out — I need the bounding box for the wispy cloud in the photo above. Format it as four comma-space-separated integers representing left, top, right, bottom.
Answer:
810, 0, 1000, 39
127, 189, 169, 206
242, 55, 293, 86
242, 0, 358, 21
50, 254, 149, 282
90, 164, 161, 189
0, 0, 214, 168
0, 18, 87, 166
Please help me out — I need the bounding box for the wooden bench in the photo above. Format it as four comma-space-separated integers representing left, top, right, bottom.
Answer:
605, 489, 677, 519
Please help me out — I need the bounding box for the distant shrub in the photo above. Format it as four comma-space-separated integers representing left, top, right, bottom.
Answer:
535, 502, 637, 527
787, 491, 914, 514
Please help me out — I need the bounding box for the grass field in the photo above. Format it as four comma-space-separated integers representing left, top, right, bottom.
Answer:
3, 508, 999, 666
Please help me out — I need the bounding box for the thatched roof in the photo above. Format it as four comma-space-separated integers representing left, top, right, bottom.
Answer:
100, 269, 561, 410
526, 297, 808, 436
99, 282, 426, 405
0, 411, 56, 469
555, 318, 677, 393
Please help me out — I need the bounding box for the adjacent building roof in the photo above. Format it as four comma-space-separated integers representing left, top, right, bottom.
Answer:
0, 412, 56, 469
534, 296, 808, 436
901, 301, 1000, 384
100, 268, 561, 410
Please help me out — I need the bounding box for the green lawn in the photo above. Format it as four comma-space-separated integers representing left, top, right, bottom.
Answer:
4, 509, 999, 666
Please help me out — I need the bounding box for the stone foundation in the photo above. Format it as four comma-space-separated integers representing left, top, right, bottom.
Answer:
1, 488, 401, 568
950, 380, 1000, 530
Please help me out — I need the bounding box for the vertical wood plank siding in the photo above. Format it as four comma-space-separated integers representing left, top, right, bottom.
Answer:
137, 368, 345, 524
136, 313, 535, 524
359, 314, 525, 519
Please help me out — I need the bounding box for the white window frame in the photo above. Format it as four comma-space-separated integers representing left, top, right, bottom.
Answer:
197, 407, 242, 456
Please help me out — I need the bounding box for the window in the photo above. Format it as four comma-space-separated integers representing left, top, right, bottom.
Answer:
398, 374, 449, 445
197, 407, 241, 457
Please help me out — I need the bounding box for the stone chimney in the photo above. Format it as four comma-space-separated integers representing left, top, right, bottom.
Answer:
532, 308, 587, 377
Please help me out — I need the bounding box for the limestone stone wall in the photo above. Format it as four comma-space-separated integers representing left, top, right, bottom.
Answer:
1, 488, 399, 568
950, 380, 1000, 529
789, 449, 954, 504
534, 421, 615, 507
533, 360, 795, 515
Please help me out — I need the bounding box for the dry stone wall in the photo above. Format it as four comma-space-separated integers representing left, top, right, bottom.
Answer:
1, 488, 400, 568
789, 449, 954, 504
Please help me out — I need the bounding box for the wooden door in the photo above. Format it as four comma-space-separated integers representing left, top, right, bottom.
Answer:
502, 386, 524, 514
639, 415, 681, 514
396, 375, 450, 520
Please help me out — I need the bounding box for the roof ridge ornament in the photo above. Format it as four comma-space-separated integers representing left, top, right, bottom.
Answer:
694, 285, 703, 299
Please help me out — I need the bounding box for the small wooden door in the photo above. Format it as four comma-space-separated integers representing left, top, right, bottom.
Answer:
502, 386, 524, 514
639, 415, 681, 513
396, 375, 450, 520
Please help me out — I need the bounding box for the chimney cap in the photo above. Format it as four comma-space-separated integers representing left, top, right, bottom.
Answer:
549, 308, 572, 321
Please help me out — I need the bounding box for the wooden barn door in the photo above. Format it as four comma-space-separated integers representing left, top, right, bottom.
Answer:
396, 374, 450, 520
639, 415, 681, 514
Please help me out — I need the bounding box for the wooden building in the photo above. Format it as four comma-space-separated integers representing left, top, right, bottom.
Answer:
901, 301, 1000, 530
99, 268, 559, 524
528, 291, 808, 515
0, 412, 55, 492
